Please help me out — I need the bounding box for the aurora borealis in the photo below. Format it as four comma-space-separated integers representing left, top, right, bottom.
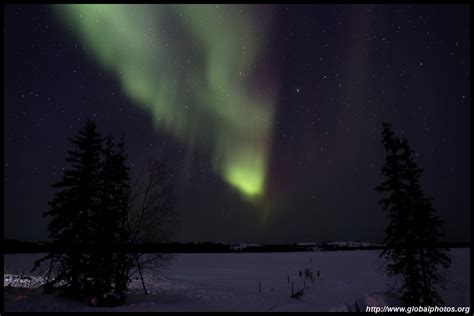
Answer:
4, 4, 470, 243
53, 4, 277, 200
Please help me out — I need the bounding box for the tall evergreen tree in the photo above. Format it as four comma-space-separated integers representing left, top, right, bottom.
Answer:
34, 118, 173, 304
113, 135, 134, 294
96, 133, 131, 295
376, 122, 451, 306
34, 118, 103, 298
65, 131, 132, 298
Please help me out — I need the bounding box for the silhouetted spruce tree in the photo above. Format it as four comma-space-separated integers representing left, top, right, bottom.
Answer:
97, 134, 132, 295
114, 136, 136, 294
33, 121, 134, 303
34, 119, 175, 303
376, 122, 451, 306
88, 133, 129, 296
34, 118, 103, 298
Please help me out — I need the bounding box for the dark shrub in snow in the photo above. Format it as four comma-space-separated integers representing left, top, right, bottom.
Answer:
89, 292, 126, 307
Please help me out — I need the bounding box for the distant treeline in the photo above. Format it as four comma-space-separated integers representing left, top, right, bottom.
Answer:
4, 239, 471, 254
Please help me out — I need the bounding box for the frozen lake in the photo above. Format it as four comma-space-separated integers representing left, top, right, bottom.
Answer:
4, 249, 470, 311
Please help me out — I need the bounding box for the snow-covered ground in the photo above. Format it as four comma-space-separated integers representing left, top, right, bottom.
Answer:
4, 248, 470, 312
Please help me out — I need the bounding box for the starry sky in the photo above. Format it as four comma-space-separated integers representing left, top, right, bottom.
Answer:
4, 4, 470, 244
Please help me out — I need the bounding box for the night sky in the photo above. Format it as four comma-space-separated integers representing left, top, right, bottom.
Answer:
4, 4, 470, 244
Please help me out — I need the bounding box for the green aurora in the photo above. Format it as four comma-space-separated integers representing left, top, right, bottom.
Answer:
53, 4, 277, 200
